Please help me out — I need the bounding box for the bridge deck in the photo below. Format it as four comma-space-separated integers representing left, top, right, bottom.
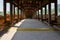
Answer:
12, 19, 60, 40
0, 19, 60, 40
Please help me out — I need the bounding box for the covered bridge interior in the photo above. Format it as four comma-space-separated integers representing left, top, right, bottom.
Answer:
3, 0, 58, 27
0, 0, 60, 40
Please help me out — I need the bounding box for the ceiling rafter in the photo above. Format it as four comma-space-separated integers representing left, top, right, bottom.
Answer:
6, 0, 56, 9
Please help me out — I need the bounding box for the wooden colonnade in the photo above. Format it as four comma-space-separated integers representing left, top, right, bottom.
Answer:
3, 0, 58, 26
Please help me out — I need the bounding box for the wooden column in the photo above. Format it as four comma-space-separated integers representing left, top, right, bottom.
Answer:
14, 4, 15, 19
41, 8, 43, 21
19, 9, 21, 20
45, 5, 47, 20
37, 10, 38, 19
4, 0, 6, 23
21, 1, 22, 20
48, 2, 51, 24
10, 0, 12, 24
18, 7, 19, 21
35, 10, 37, 19
19, 9, 20, 20
36, 9, 38, 19
21, 9, 22, 20
38, 10, 39, 20
55, 0, 57, 23
17, 0, 19, 21
41, 1, 43, 21
38, 1, 39, 20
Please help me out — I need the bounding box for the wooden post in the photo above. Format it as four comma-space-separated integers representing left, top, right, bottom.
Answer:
48, 2, 51, 24
10, 0, 12, 24
17, 0, 19, 21
19, 9, 20, 20
41, 1, 43, 21
35, 10, 37, 19
38, 10, 39, 20
37, 10, 38, 19
3, 0, 6, 23
38, 1, 39, 20
18, 7, 19, 21
14, 4, 15, 19
21, 1, 22, 20
19, 9, 21, 20
45, 5, 47, 20
21, 9, 22, 20
55, 0, 57, 23
41, 8, 43, 21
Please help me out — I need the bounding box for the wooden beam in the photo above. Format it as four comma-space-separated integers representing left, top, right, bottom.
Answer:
13, 1, 17, 6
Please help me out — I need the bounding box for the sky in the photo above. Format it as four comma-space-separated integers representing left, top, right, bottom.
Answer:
0, 0, 60, 12
0, 0, 10, 12
0, 0, 3, 12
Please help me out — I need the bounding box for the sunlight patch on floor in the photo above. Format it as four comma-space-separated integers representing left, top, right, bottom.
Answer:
0, 27, 17, 40
14, 19, 25, 27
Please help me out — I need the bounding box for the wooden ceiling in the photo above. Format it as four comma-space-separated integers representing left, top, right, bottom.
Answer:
5, 0, 56, 18
6, 0, 55, 9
